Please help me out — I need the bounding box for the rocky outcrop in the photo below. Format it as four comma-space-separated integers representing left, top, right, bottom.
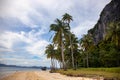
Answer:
88, 0, 120, 44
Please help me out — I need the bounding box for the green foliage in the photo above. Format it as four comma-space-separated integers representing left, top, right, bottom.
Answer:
105, 22, 120, 48
56, 68, 120, 79
48, 13, 79, 70
78, 22, 120, 68
46, 13, 120, 69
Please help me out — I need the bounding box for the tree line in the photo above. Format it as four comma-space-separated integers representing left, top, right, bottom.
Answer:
45, 13, 120, 71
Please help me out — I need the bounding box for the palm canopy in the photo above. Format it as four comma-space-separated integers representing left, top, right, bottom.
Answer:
79, 34, 93, 68
50, 18, 70, 70
80, 34, 93, 51
50, 19, 69, 46
45, 44, 55, 59
105, 22, 120, 47
69, 33, 79, 49
62, 13, 73, 24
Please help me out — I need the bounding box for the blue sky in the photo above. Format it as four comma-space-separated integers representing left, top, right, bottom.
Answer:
0, 0, 110, 67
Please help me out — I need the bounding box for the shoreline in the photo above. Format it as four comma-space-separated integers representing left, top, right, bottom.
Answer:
0, 71, 104, 80
0, 71, 16, 79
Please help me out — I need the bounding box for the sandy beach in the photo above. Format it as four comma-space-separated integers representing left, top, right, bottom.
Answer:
0, 71, 103, 80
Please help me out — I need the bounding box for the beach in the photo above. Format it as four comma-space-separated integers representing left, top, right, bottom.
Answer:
0, 71, 45, 80
0, 71, 103, 80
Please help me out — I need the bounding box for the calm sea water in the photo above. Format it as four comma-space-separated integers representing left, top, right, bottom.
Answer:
0, 67, 41, 79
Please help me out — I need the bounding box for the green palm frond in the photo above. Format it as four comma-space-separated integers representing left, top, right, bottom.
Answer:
105, 22, 120, 47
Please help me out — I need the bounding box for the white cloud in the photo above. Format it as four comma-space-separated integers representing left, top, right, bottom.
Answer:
0, 0, 42, 28
0, 0, 110, 29
0, 30, 50, 66
0, 0, 111, 66
26, 40, 49, 55
72, 20, 96, 38
0, 0, 111, 39
0, 31, 31, 50
0, 30, 49, 55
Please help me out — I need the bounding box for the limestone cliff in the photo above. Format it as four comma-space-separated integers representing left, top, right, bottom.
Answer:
88, 0, 120, 44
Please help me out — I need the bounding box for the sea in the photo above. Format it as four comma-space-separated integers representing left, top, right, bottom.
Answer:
0, 67, 42, 79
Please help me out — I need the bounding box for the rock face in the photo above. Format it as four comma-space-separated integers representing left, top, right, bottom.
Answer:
88, 0, 120, 44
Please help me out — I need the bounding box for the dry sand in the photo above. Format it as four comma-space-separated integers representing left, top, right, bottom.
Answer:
0, 71, 103, 80
0, 71, 45, 80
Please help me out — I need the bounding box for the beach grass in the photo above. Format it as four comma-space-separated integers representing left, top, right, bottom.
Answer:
56, 67, 120, 79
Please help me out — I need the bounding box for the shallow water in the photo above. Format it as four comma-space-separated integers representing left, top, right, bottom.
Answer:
0, 67, 41, 79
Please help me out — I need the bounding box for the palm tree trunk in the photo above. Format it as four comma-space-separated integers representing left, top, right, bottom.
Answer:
61, 41, 66, 70
70, 33, 75, 69
83, 58, 85, 67
55, 60, 57, 69
60, 29, 66, 70
86, 52, 89, 68
51, 57, 54, 71
71, 45, 75, 69
53, 59, 55, 70
59, 61, 62, 69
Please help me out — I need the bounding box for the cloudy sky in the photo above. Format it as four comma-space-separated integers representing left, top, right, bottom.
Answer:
0, 0, 110, 67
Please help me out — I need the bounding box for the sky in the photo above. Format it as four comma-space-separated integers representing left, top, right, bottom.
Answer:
0, 0, 110, 67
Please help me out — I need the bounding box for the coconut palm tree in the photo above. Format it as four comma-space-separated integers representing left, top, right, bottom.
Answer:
70, 33, 79, 69
79, 34, 93, 68
105, 22, 120, 49
45, 44, 55, 71
54, 48, 62, 68
62, 13, 75, 69
62, 13, 73, 24
50, 19, 69, 70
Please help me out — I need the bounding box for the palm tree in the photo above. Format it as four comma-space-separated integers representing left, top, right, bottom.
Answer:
105, 22, 120, 48
62, 13, 75, 69
70, 33, 79, 69
50, 19, 69, 70
79, 34, 93, 68
54, 48, 62, 68
45, 44, 55, 71
62, 13, 73, 24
